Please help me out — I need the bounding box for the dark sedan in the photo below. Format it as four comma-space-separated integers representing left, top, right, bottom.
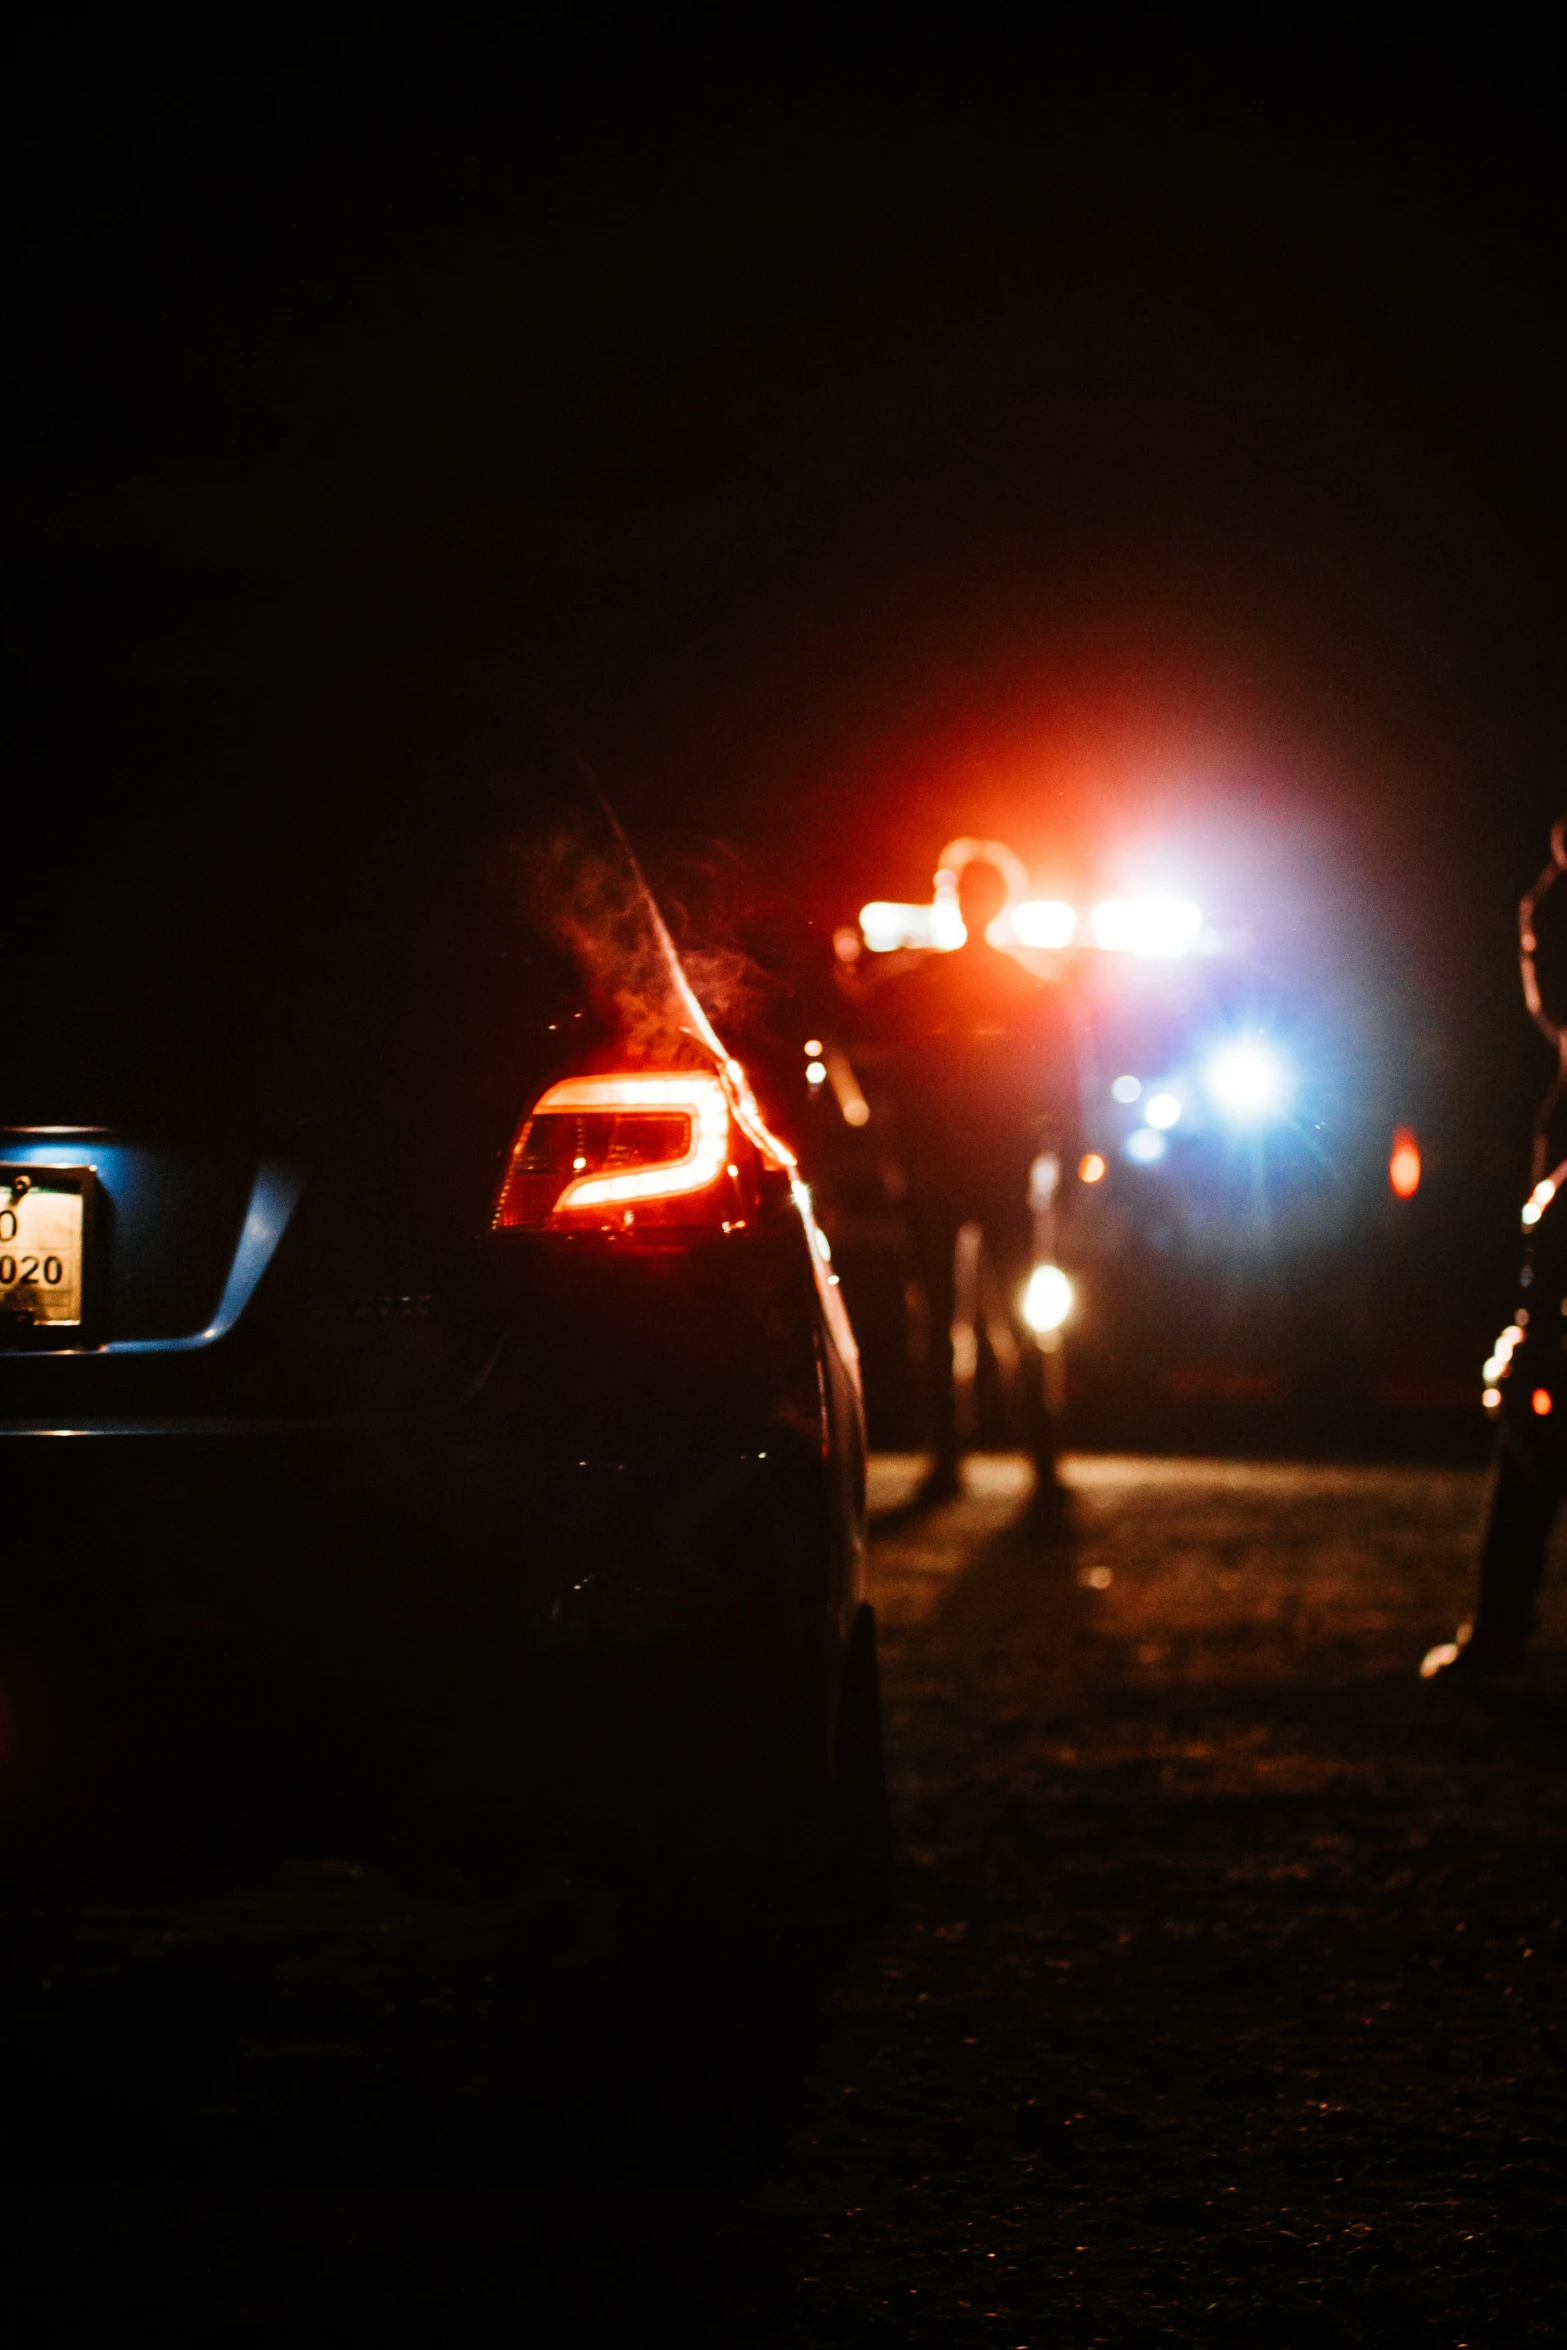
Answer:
2, 680, 883, 1928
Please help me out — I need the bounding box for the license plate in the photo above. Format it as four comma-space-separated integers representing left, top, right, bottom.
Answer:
0, 1175, 85, 1326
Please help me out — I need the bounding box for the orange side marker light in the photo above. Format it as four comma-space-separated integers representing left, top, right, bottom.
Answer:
1532, 1388, 1553, 1417
1078, 1153, 1107, 1184
1389, 1126, 1421, 1200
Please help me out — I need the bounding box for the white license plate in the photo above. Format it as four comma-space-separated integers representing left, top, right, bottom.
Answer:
0, 1177, 84, 1326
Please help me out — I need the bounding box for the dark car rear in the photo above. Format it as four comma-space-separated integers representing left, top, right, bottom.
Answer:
2, 679, 878, 1920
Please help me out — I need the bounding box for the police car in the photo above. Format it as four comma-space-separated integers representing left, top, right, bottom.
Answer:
794, 839, 1393, 1447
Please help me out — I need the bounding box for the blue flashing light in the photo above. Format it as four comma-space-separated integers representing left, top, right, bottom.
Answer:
1125, 1127, 1167, 1165
1111, 1074, 1142, 1104
1204, 1039, 1289, 1124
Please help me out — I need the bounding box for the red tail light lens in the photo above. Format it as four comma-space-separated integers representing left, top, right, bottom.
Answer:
494, 1072, 735, 1230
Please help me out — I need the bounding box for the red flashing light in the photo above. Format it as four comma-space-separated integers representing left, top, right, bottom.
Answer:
1389, 1126, 1421, 1200
1532, 1388, 1553, 1417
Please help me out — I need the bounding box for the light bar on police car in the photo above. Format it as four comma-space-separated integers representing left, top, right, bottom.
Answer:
1088, 896, 1203, 957
857, 889, 1203, 956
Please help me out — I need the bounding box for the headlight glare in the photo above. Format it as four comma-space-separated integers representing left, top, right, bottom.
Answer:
1022, 1263, 1073, 1333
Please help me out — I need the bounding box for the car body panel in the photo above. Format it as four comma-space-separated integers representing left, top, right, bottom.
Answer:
1, 682, 869, 1899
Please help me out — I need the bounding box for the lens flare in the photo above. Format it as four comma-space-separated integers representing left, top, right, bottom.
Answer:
1010, 899, 1077, 949
1022, 1263, 1073, 1333
1089, 896, 1202, 957
1389, 1126, 1421, 1199
859, 900, 928, 952
1204, 1040, 1287, 1122
1522, 1176, 1556, 1227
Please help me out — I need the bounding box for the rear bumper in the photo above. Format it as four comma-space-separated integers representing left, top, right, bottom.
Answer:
0, 1216, 865, 1871
1, 1209, 860, 1668
0, 1415, 845, 1876
3, 1408, 833, 1650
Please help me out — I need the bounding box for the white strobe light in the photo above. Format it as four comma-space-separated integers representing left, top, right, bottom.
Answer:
1089, 896, 1202, 957
1204, 1040, 1288, 1122
1010, 899, 1078, 949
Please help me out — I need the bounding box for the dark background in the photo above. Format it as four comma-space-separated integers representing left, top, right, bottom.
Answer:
9, 17, 1564, 1375
6, 31, 1567, 2343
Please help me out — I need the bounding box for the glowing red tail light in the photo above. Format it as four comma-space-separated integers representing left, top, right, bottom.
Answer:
493, 1072, 736, 1230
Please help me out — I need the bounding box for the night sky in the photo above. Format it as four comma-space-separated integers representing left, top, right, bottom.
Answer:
10, 23, 1564, 1282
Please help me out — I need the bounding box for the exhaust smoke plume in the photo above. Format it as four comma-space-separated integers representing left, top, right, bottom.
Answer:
526, 796, 729, 1069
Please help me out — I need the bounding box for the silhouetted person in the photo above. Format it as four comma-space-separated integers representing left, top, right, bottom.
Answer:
1426, 818, 1567, 1680
1424, 1181, 1566, 1678
869, 860, 1079, 1510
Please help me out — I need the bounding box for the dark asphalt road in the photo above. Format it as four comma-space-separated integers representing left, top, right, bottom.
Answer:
803, 1456, 1566, 2347
3, 1455, 1564, 2345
